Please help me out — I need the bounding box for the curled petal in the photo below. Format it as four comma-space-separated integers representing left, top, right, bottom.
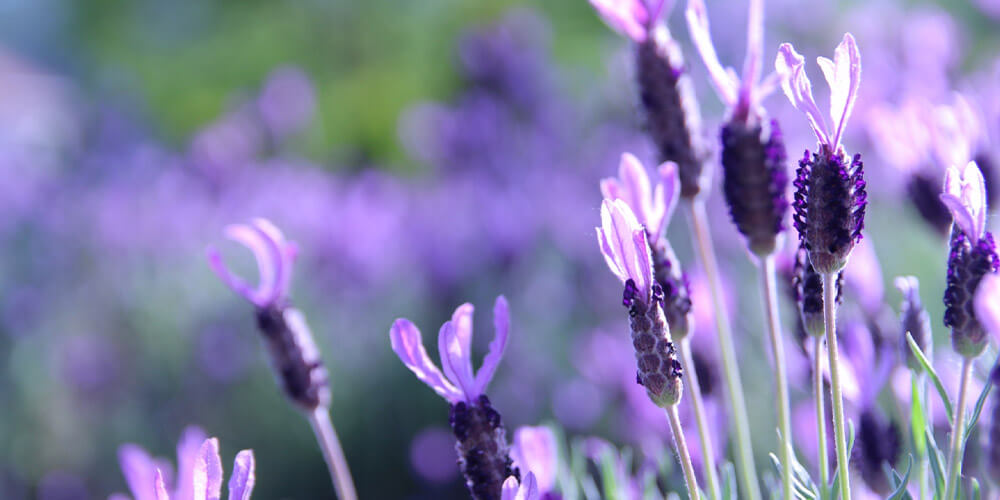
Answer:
740, 0, 764, 107
250, 218, 296, 302
686, 0, 738, 105
227, 450, 255, 500
775, 43, 829, 145
975, 273, 1000, 342
223, 224, 279, 305
390, 319, 461, 404
193, 439, 224, 500
473, 296, 510, 397
816, 33, 861, 150
439, 304, 477, 401
512, 427, 558, 492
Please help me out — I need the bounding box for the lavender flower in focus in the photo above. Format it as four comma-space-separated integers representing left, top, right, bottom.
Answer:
687, 0, 789, 256
776, 34, 867, 274
940, 162, 1000, 357
601, 154, 692, 338
114, 429, 255, 500
895, 276, 932, 370
590, 0, 707, 198
596, 199, 683, 408
390, 297, 517, 500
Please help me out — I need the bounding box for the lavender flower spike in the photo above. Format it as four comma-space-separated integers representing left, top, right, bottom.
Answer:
776, 34, 866, 273
390, 297, 517, 500
589, 0, 671, 43
941, 162, 1000, 358
207, 218, 297, 309
501, 472, 539, 500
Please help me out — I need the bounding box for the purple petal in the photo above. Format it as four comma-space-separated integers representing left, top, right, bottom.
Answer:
390, 319, 461, 403
222, 224, 278, 306
512, 427, 558, 492
775, 43, 830, 145
192, 439, 223, 500
206, 248, 258, 306
739, 0, 764, 107
599, 178, 622, 203
940, 193, 977, 242
599, 200, 629, 281
658, 161, 680, 232
227, 451, 255, 500
686, 0, 738, 105
631, 228, 653, 300
816, 33, 861, 150
473, 296, 510, 397
976, 273, 1000, 342
589, 0, 649, 42
518, 472, 539, 500
154, 470, 171, 500
501, 476, 520, 500
118, 444, 159, 500
438, 303, 477, 401
174, 427, 208, 500
250, 218, 296, 303
843, 238, 883, 316
618, 153, 654, 228
596, 227, 626, 283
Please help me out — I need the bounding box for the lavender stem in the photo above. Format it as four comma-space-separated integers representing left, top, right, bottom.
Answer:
761, 256, 793, 500
686, 199, 762, 500
944, 358, 973, 500
912, 373, 929, 500
814, 335, 829, 491
667, 403, 702, 500
823, 272, 850, 500
680, 339, 721, 500
308, 408, 358, 500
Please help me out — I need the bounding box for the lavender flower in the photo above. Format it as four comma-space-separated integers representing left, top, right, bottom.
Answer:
895, 276, 932, 370
601, 155, 692, 338
687, 0, 788, 256
596, 199, 683, 408
114, 428, 255, 500
854, 408, 901, 496
207, 219, 329, 410
975, 273, 1000, 341
390, 297, 517, 500
590, 0, 707, 197
793, 245, 842, 337
501, 472, 539, 500
940, 162, 1000, 357
776, 34, 867, 274
511, 427, 559, 499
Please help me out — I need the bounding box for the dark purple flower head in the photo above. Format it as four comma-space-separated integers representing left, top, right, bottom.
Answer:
600, 153, 679, 244
793, 245, 841, 337
596, 199, 654, 306
589, 0, 672, 43
895, 276, 932, 371
853, 408, 901, 496
390, 297, 510, 405
207, 218, 298, 309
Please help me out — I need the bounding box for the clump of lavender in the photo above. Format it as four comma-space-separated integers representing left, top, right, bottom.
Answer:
207, 219, 356, 500
895, 276, 931, 370
686, 0, 788, 256
390, 297, 518, 500
113, 428, 255, 500
590, 0, 707, 198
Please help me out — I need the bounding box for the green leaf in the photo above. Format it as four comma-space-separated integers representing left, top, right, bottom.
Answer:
907, 333, 954, 422
912, 375, 928, 457
769, 453, 818, 500
720, 462, 737, 500
970, 477, 981, 500
886, 455, 914, 500
963, 382, 993, 446
926, 428, 946, 499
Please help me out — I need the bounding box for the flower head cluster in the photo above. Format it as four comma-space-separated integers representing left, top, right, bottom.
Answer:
114, 428, 255, 500
207, 218, 297, 310
777, 34, 866, 273
589, 0, 671, 43
942, 162, 1000, 357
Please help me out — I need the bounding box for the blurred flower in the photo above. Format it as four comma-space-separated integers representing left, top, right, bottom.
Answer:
975, 273, 1000, 341
408, 428, 459, 484
207, 218, 298, 309
256, 66, 316, 141
896, 276, 932, 370
511, 426, 558, 495
600, 153, 678, 243
501, 472, 539, 500
941, 161, 988, 244
589, 0, 671, 43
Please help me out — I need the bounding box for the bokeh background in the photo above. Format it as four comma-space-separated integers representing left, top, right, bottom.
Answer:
0, 0, 998, 498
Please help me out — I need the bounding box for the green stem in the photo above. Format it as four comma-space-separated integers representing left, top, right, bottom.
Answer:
309, 408, 359, 500
944, 358, 973, 500
680, 340, 721, 500
761, 256, 793, 500
667, 404, 702, 500
814, 335, 830, 495
686, 200, 761, 500
823, 273, 850, 500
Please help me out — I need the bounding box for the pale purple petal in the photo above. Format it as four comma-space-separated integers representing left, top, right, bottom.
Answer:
740, 0, 764, 107
975, 273, 1000, 342
250, 218, 295, 303
590, 0, 649, 42
518, 472, 539, 500
940, 194, 977, 241
618, 152, 654, 230
222, 224, 278, 306
608, 199, 648, 294
173, 427, 208, 500
438, 303, 477, 401
192, 439, 223, 500
473, 296, 510, 397
894, 276, 920, 302
599, 178, 623, 203
658, 161, 680, 232
686, 0, 738, 105
816, 33, 861, 150
512, 427, 558, 492
842, 238, 883, 316
227, 451, 255, 500
941, 161, 987, 241
154, 470, 171, 500
775, 43, 830, 145
118, 444, 159, 500
206, 248, 258, 306
598, 200, 629, 281
389, 319, 462, 404
596, 227, 627, 283
501, 476, 521, 500
632, 228, 653, 300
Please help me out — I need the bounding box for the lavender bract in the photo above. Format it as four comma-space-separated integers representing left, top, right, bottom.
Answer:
776, 34, 867, 274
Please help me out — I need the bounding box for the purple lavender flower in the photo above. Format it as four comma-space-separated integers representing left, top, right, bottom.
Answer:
501, 472, 539, 500
792, 245, 842, 337
589, 0, 669, 43
895, 276, 932, 370
940, 162, 1000, 357
207, 219, 328, 410
776, 34, 866, 274
511, 427, 558, 498
390, 297, 517, 500
601, 155, 692, 338
114, 428, 255, 500
596, 199, 683, 408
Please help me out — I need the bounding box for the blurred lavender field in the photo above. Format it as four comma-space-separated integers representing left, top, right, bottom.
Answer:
0, 0, 998, 498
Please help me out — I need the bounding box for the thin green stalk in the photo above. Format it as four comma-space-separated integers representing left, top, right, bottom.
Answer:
680, 340, 721, 500
822, 272, 850, 500
761, 256, 793, 500
914, 371, 929, 500
686, 199, 761, 500
814, 336, 829, 494
944, 358, 973, 500
309, 408, 359, 500
667, 404, 703, 500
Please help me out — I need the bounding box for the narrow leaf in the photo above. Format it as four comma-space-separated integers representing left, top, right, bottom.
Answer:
907, 333, 954, 422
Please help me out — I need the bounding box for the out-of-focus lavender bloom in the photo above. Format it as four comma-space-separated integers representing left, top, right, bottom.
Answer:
511, 427, 558, 495
256, 66, 316, 141
928, 95, 986, 177
501, 472, 539, 500
390, 297, 509, 405
409, 428, 459, 484
551, 378, 605, 431
941, 162, 989, 245
589, 0, 671, 43
38, 471, 88, 500
896, 276, 932, 370
596, 199, 654, 305
975, 273, 1000, 341
600, 153, 678, 243
842, 238, 883, 318
207, 218, 297, 309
